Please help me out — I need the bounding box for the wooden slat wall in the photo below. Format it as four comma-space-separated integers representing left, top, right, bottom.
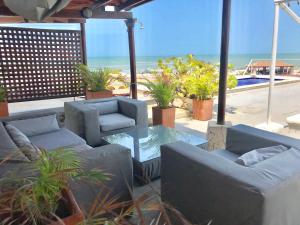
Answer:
0, 27, 84, 102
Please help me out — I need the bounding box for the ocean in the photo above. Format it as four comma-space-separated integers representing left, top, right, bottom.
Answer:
87, 53, 300, 73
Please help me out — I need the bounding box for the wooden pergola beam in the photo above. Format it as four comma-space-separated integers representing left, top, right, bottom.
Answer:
0, 7, 132, 21
54, 9, 133, 19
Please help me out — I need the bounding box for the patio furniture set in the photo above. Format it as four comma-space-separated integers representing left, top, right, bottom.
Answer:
1, 96, 300, 225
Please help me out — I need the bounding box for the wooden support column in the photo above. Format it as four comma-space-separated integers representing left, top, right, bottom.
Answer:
125, 18, 138, 99
217, 0, 232, 125
80, 23, 88, 65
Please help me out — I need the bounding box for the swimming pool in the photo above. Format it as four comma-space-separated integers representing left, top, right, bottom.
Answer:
237, 78, 283, 87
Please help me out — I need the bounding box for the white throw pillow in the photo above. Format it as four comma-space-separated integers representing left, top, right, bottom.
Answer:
235, 145, 288, 167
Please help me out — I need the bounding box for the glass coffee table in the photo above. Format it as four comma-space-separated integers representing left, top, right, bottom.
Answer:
104, 125, 207, 184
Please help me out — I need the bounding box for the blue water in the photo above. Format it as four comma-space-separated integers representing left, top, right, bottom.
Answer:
238, 78, 283, 87
87, 53, 300, 73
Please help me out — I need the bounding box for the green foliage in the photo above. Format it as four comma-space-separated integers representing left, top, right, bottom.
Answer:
0, 85, 6, 102
76, 64, 127, 92
0, 148, 108, 224
154, 54, 238, 100
140, 78, 176, 109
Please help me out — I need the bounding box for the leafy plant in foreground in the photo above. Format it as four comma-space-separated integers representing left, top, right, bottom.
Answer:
0, 148, 108, 224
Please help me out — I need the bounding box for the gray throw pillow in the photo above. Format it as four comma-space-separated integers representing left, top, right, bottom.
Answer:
7, 114, 60, 137
89, 101, 119, 115
5, 125, 41, 161
0, 122, 29, 162
235, 145, 288, 167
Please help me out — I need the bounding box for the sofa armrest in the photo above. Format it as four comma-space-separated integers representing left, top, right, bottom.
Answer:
117, 97, 148, 128
161, 141, 268, 225
65, 102, 102, 147
226, 124, 300, 155
71, 144, 133, 214
0, 160, 33, 179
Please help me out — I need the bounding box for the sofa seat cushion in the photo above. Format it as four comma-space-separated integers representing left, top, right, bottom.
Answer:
211, 149, 239, 162
99, 113, 135, 132
29, 128, 87, 151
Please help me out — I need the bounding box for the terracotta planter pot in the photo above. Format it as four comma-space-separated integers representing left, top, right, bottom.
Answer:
49, 189, 84, 225
86, 90, 113, 100
192, 99, 213, 121
0, 101, 8, 117
152, 107, 176, 128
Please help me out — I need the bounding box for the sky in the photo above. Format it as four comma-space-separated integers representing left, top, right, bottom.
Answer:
3, 0, 300, 57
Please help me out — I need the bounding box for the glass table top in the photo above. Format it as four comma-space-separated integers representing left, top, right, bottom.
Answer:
103, 126, 207, 163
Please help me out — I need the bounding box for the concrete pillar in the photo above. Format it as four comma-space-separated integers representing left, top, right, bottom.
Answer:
206, 121, 232, 151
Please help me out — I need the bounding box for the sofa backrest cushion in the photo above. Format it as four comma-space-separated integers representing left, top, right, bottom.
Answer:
90, 100, 119, 115
5, 125, 41, 161
226, 125, 296, 155
1, 109, 64, 128
0, 122, 29, 161
6, 114, 60, 137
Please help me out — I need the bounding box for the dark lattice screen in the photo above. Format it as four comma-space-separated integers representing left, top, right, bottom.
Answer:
0, 27, 85, 102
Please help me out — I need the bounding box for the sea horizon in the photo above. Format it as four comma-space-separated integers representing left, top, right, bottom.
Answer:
88, 53, 300, 73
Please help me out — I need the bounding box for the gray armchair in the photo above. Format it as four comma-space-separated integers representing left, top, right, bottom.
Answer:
161, 125, 300, 225
65, 97, 148, 147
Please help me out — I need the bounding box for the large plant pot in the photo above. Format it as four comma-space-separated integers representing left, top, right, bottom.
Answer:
85, 90, 113, 100
192, 99, 213, 121
0, 101, 8, 117
49, 189, 84, 225
152, 107, 176, 128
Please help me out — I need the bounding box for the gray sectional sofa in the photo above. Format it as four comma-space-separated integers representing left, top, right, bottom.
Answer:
161, 124, 300, 225
0, 108, 133, 213
64, 97, 148, 147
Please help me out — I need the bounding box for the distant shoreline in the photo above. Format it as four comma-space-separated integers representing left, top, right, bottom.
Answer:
87, 53, 300, 73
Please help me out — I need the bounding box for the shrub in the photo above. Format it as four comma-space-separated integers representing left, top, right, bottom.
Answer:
0, 85, 6, 102
75, 64, 127, 92
155, 55, 237, 100
140, 78, 177, 109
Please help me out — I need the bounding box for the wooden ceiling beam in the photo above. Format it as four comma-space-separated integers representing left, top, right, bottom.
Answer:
117, 0, 152, 11
0, 16, 25, 23
91, 0, 115, 9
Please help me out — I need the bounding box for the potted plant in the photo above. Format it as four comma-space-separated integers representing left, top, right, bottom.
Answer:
183, 57, 237, 121
76, 64, 126, 100
140, 78, 177, 128
0, 148, 107, 224
0, 85, 8, 117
